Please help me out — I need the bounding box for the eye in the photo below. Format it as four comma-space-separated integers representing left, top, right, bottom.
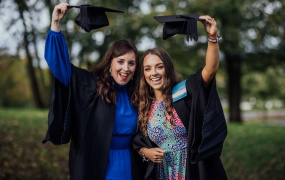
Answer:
144, 68, 150, 72
157, 65, 164, 69
117, 60, 124, 64
129, 61, 135, 66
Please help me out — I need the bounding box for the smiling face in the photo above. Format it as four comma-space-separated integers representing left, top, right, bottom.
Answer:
143, 54, 166, 93
110, 51, 136, 85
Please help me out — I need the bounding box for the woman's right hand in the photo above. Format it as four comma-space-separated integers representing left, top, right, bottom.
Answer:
51, 2, 70, 32
142, 147, 165, 163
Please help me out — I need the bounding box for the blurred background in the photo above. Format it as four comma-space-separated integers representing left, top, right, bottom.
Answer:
0, 0, 284, 179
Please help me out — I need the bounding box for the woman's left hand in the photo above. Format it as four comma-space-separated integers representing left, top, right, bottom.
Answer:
199, 15, 218, 39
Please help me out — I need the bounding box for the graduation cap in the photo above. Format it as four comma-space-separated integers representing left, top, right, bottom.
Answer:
154, 14, 203, 42
68, 4, 124, 32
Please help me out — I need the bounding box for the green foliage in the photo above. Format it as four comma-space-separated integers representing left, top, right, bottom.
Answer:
0, 108, 284, 179
0, 57, 33, 107
242, 65, 285, 110
0, 56, 52, 108
1, 0, 285, 113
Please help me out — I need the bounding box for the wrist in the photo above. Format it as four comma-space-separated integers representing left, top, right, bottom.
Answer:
51, 20, 61, 32
208, 34, 218, 39
51, 18, 60, 24
139, 148, 149, 162
208, 35, 222, 43
139, 147, 146, 156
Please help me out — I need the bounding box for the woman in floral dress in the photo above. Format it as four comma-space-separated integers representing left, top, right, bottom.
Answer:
132, 15, 227, 180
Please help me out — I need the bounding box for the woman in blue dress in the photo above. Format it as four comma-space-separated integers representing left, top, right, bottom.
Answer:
42, 2, 142, 180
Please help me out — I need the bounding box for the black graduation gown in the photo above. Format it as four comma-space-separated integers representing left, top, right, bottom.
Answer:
42, 65, 143, 180
132, 69, 228, 180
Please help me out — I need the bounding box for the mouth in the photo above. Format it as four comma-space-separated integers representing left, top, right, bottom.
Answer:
151, 77, 161, 82
150, 77, 162, 84
119, 72, 129, 80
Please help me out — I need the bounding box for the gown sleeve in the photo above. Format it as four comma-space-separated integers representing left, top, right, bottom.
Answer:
44, 30, 71, 88
42, 30, 96, 145
42, 64, 96, 145
132, 131, 157, 180
186, 69, 227, 164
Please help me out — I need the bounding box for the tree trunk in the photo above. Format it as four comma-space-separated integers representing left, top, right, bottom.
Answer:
226, 55, 242, 122
16, 0, 44, 108
31, 28, 47, 87
23, 32, 45, 108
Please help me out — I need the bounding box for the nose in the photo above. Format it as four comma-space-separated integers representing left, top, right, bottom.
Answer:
123, 62, 129, 71
150, 68, 157, 76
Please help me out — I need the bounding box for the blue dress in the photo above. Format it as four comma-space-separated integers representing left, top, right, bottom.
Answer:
45, 30, 137, 180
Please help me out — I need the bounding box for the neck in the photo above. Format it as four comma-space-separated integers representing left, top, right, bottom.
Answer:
153, 89, 164, 101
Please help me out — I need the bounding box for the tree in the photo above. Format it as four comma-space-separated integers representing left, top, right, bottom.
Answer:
1, 0, 284, 115
177, 0, 284, 122
14, 0, 45, 108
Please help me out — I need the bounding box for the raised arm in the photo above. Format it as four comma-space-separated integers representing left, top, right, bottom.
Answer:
199, 15, 220, 88
51, 2, 70, 32
45, 2, 71, 87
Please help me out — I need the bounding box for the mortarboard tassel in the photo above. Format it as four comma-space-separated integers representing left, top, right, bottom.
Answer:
179, 15, 198, 42
68, 5, 91, 32
186, 18, 198, 42
79, 5, 90, 32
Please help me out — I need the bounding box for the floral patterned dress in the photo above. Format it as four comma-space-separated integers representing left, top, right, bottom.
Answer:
147, 100, 188, 180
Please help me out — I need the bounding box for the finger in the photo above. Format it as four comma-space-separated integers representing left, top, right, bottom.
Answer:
63, 2, 70, 11
154, 154, 164, 159
205, 18, 215, 24
155, 148, 166, 153
199, 15, 211, 20
56, 4, 64, 13
154, 159, 163, 163
59, 2, 69, 6
154, 152, 165, 157
204, 19, 216, 27
199, 15, 215, 24
62, 4, 68, 14
59, 3, 69, 14
154, 157, 162, 161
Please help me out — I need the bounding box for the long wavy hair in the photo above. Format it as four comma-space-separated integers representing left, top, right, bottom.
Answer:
137, 48, 182, 135
94, 39, 139, 105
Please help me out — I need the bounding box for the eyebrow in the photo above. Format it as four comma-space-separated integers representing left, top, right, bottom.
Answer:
117, 58, 136, 62
144, 63, 163, 68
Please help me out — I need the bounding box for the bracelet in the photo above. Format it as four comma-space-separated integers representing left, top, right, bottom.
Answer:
142, 154, 150, 162
208, 35, 222, 43
139, 148, 150, 162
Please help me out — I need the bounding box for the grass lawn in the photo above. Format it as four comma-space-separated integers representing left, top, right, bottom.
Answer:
0, 108, 284, 179
0, 108, 69, 180
222, 121, 285, 180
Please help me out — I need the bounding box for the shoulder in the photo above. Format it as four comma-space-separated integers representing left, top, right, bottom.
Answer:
172, 80, 187, 102
185, 68, 203, 95
71, 64, 96, 89
172, 68, 204, 102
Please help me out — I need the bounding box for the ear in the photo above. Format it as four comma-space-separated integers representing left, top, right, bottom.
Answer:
109, 67, 112, 76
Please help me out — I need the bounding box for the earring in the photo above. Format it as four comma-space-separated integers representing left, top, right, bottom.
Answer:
109, 68, 112, 77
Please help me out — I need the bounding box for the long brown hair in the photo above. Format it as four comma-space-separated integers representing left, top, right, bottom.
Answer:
94, 39, 139, 105
137, 48, 182, 135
